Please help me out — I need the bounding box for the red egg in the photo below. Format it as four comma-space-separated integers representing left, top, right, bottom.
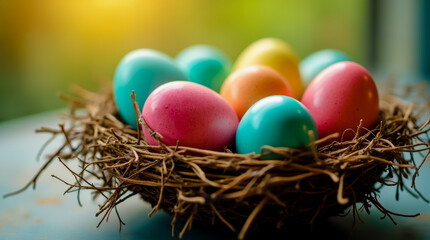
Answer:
301, 61, 379, 141
142, 81, 239, 151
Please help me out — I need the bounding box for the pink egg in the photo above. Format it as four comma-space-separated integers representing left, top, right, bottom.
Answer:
142, 81, 239, 151
301, 61, 379, 141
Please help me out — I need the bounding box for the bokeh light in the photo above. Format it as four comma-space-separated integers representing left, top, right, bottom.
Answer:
0, 0, 369, 121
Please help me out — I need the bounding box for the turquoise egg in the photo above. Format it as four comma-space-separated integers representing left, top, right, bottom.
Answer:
114, 49, 188, 129
299, 49, 350, 85
236, 95, 318, 158
175, 45, 232, 92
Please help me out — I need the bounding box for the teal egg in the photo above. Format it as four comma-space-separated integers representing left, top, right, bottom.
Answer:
114, 49, 188, 129
236, 95, 318, 158
299, 49, 350, 85
175, 45, 232, 92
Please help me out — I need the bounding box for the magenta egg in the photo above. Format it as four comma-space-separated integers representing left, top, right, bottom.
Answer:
301, 61, 379, 141
142, 81, 239, 151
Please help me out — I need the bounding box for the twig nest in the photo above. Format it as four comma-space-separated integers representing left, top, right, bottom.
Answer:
28, 85, 429, 240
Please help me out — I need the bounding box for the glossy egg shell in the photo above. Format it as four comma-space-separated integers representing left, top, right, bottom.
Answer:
114, 49, 188, 129
142, 81, 239, 151
176, 45, 232, 92
220, 65, 293, 119
236, 95, 318, 157
299, 49, 351, 85
234, 38, 304, 98
301, 61, 379, 141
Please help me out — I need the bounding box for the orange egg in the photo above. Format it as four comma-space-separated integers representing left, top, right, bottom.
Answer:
220, 65, 294, 119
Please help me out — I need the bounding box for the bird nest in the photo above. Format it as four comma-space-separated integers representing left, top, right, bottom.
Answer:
8, 83, 430, 239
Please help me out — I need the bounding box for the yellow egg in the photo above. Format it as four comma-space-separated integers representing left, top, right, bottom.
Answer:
234, 38, 304, 98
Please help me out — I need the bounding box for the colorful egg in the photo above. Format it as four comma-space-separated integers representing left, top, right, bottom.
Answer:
301, 61, 379, 142
234, 38, 304, 98
236, 95, 318, 158
142, 81, 239, 151
176, 45, 232, 92
114, 49, 188, 129
299, 49, 351, 85
220, 65, 293, 119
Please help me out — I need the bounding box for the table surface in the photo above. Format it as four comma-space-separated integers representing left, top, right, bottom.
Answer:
0, 109, 429, 240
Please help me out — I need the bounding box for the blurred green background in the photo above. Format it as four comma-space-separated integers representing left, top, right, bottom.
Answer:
0, 0, 425, 122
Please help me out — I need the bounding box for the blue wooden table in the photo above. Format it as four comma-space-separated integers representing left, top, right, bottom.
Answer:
1, 110, 429, 240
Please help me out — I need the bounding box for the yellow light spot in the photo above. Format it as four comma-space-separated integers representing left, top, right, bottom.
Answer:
36, 196, 63, 206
